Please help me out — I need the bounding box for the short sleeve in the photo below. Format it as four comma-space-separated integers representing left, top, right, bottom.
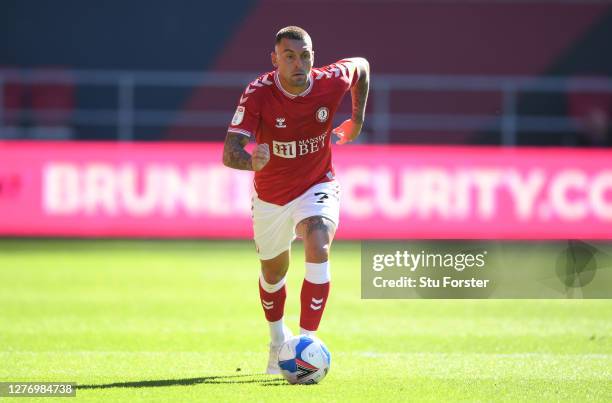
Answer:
314, 59, 361, 93
227, 83, 261, 138
335, 59, 360, 88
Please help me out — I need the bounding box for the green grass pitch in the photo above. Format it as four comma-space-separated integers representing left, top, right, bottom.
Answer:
0, 240, 611, 402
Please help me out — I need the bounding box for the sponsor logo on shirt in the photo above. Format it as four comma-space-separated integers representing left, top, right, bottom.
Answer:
272, 133, 327, 159
275, 117, 287, 128
272, 140, 296, 158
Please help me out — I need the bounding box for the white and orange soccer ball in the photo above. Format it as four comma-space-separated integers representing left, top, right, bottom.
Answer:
278, 335, 331, 384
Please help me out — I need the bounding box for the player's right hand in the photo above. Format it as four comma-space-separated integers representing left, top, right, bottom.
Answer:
251, 143, 270, 171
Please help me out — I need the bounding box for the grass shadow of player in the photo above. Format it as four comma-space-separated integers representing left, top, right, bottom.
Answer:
77, 373, 287, 389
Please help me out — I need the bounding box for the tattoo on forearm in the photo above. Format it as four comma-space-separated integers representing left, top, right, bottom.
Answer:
351, 67, 369, 123
223, 132, 253, 170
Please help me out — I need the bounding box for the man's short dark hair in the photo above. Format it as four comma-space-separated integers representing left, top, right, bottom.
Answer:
275, 26, 310, 44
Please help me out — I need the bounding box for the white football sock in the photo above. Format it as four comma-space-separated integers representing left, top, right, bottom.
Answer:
304, 261, 330, 284
259, 273, 286, 293
300, 327, 315, 336
269, 319, 286, 345
260, 274, 287, 345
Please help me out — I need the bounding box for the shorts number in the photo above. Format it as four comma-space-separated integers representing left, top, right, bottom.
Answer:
314, 192, 329, 204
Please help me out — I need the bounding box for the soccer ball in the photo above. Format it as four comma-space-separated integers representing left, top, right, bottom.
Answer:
278, 335, 331, 384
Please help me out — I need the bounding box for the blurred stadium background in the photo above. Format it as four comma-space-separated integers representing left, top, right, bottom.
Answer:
1, 0, 611, 239
2, 0, 612, 145
1, 1, 611, 401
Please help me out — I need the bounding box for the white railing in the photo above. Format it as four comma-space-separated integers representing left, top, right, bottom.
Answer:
1, 69, 611, 144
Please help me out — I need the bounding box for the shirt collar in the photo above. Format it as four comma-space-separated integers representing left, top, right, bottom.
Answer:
274, 70, 313, 99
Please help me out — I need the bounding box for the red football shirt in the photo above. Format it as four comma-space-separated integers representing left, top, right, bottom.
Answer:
228, 60, 360, 205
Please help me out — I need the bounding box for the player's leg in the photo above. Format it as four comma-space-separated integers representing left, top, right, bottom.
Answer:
252, 194, 296, 373
259, 251, 294, 374
259, 250, 291, 347
293, 180, 340, 336
295, 216, 336, 336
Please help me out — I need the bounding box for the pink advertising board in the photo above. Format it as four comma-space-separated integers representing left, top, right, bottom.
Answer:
0, 141, 611, 239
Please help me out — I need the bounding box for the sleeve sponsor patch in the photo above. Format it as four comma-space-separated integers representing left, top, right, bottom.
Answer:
231, 106, 245, 126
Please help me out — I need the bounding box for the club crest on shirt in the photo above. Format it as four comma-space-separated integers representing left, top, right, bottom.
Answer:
231, 106, 245, 126
316, 107, 329, 123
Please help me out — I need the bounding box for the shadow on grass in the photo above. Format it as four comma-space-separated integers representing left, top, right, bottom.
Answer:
77, 374, 287, 390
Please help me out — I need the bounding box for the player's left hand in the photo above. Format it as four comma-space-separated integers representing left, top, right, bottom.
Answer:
333, 118, 363, 145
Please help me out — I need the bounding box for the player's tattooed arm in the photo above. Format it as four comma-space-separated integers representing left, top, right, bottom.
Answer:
333, 58, 370, 145
348, 57, 370, 125
223, 131, 253, 170
223, 132, 270, 171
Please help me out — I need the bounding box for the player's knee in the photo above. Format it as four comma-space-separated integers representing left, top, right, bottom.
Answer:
262, 270, 286, 284
299, 216, 335, 239
300, 217, 333, 263
261, 262, 289, 283
306, 241, 330, 263
260, 251, 290, 283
